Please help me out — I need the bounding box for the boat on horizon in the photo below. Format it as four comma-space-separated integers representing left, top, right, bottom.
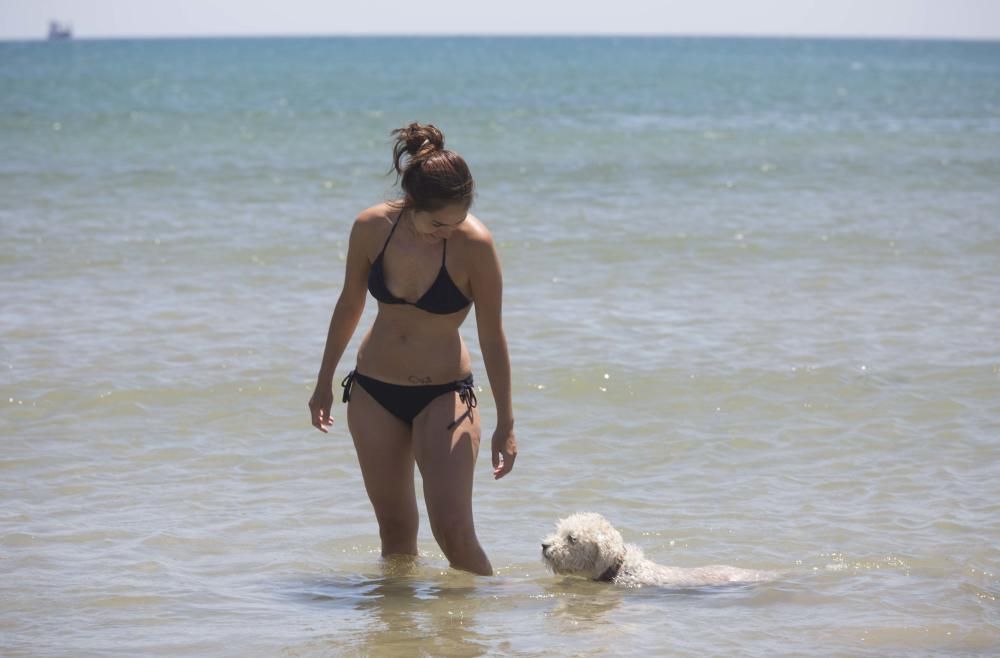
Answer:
47, 21, 73, 41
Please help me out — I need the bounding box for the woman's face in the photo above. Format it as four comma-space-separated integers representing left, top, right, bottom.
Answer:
410, 204, 469, 241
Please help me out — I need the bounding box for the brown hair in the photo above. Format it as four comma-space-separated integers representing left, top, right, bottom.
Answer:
390, 123, 475, 212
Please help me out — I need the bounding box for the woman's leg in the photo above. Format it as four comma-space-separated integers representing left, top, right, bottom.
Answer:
346, 383, 419, 557
412, 392, 493, 576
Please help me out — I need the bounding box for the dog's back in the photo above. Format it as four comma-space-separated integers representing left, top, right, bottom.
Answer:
619, 551, 774, 588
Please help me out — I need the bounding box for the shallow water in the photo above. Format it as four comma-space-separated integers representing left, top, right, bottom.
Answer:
2, 36, 999, 656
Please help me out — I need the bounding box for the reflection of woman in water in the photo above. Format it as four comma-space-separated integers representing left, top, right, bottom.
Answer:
309, 123, 517, 575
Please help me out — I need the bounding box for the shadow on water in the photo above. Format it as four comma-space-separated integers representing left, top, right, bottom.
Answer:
285, 557, 494, 657
532, 575, 790, 652
536, 571, 787, 612
537, 578, 624, 629
280, 559, 804, 655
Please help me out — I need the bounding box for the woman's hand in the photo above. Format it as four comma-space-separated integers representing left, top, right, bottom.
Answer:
309, 383, 335, 433
491, 426, 517, 479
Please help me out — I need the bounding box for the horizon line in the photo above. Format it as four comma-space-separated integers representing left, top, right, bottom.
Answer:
4, 31, 1000, 44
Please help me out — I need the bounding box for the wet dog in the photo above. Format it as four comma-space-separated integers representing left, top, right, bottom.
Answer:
541, 512, 774, 588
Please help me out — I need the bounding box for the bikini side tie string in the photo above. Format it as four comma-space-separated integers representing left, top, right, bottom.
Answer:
448, 379, 478, 430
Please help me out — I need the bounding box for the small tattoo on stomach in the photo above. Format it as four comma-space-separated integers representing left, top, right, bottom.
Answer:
409, 375, 432, 384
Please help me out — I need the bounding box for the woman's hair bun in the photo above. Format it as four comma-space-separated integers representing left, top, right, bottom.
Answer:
389, 122, 475, 211
392, 123, 444, 160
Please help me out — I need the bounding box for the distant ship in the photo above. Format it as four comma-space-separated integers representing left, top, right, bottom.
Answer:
47, 21, 73, 40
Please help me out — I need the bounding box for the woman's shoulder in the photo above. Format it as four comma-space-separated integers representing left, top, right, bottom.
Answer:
456, 212, 495, 250
351, 202, 398, 242
355, 202, 398, 228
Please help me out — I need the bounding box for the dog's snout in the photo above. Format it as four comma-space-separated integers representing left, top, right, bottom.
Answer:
541, 542, 550, 553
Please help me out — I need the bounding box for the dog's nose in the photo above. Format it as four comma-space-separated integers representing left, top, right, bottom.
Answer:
541, 542, 550, 552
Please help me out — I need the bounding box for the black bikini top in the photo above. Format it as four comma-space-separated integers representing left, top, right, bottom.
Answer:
367, 213, 472, 315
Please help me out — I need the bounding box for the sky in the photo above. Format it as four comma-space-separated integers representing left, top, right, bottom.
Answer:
2, 0, 999, 40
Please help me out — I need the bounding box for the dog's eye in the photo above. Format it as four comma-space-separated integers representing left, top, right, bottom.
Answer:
567, 534, 577, 544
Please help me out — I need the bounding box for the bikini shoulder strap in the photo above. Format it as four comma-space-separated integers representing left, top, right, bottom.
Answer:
379, 208, 404, 251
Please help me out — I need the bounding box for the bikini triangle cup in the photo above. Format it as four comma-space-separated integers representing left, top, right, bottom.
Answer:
366, 212, 472, 315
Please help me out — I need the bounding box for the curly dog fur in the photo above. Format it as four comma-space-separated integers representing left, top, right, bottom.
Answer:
541, 512, 774, 588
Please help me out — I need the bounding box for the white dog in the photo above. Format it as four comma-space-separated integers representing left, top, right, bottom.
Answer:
541, 512, 774, 588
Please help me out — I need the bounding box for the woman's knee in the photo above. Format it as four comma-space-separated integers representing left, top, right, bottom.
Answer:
428, 513, 477, 549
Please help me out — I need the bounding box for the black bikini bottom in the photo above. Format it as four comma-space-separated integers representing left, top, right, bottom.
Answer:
341, 370, 477, 430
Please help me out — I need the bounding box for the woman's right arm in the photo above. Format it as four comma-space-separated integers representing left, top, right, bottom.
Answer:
309, 217, 372, 433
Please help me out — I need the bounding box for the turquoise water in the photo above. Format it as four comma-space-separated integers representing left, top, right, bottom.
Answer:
2, 37, 999, 656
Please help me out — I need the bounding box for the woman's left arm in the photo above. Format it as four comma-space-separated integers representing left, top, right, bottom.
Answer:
470, 232, 517, 480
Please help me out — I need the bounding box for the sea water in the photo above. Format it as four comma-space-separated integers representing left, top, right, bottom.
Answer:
2, 36, 999, 656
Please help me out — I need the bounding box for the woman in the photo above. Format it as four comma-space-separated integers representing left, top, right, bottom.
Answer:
308, 123, 516, 576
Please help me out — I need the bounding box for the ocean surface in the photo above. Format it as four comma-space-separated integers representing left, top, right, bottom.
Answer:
2, 36, 999, 656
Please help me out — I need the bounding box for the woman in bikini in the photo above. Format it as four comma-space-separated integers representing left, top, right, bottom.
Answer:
308, 123, 517, 576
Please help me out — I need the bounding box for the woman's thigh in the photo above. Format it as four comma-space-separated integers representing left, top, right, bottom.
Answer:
411, 392, 482, 524
346, 383, 418, 521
